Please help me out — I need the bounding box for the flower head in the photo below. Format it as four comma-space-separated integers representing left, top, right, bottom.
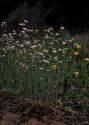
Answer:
74, 51, 80, 56
60, 26, 65, 30
74, 43, 81, 49
51, 63, 57, 71
73, 71, 79, 77
84, 58, 89, 63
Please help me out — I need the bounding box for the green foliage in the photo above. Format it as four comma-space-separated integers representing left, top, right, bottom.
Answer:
0, 22, 89, 104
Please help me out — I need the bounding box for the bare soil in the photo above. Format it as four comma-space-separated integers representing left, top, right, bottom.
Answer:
0, 91, 89, 125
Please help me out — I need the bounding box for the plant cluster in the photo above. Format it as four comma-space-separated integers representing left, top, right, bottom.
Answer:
0, 20, 89, 103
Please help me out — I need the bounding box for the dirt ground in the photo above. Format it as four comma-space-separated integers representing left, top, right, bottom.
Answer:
0, 91, 89, 125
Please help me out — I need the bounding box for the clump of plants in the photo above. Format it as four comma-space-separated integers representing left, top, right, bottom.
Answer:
0, 20, 89, 104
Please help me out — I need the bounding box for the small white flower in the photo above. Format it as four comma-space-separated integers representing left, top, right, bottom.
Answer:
52, 48, 57, 53
42, 60, 49, 64
69, 39, 72, 42
24, 34, 28, 38
55, 33, 59, 36
62, 41, 66, 45
31, 45, 37, 49
54, 56, 58, 61
20, 44, 24, 47
45, 35, 49, 39
60, 26, 65, 30
43, 49, 48, 53
19, 23, 25, 26
58, 48, 63, 51
11, 46, 15, 50
25, 41, 30, 45
23, 20, 29, 23
16, 41, 19, 43
21, 31, 25, 34
30, 29, 34, 32
22, 28, 27, 31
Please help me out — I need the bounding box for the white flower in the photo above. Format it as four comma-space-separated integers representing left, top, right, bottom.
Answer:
19, 23, 25, 26
20, 44, 24, 47
30, 29, 34, 32
23, 20, 28, 23
42, 60, 49, 64
45, 35, 49, 39
62, 41, 66, 45
52, 48, 57, 53
24, 34, 28, 38
16, 41, 19, 43
22, 28, 27, 31
31, 45, 37, 49
21, 31, 25, 34
55, 33, 59, 36
25, 41, 30, 45
60, 26, 65, 30
11, 46, 15, 50
43, 49, 48, 53
54, 56, 58, 61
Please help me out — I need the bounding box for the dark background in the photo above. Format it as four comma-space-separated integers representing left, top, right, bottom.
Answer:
0, 0, 89, 32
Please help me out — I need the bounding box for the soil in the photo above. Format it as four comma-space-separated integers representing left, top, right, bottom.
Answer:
0, 91, 89, 125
